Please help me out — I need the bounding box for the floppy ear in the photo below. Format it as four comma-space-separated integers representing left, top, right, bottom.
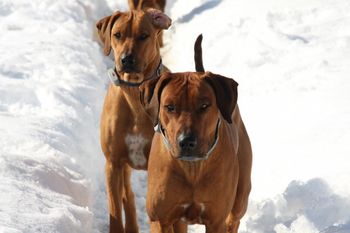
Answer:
96, 12, 122, 56
146, 8, 171, 30
139, 72, 172, 126
204, 72, 238, 124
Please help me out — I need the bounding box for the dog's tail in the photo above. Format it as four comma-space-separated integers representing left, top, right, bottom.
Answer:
194, 34, 205, 72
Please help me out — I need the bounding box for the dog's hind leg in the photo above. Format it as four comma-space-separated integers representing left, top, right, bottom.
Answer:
227, 122, 252, 233
123, 164, 139, 233
225, 213, 240, 233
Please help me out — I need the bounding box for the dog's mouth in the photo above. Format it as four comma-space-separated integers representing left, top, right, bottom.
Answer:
177, 155, 206, 162
116, 61, 141, 74
172, 150, 207, 162
121, 66, 140, 73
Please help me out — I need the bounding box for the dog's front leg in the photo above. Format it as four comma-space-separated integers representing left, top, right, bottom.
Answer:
123, 164, 139, 233
150, 221, 173, 233
206, 222, 226, 233
106, 161, 125, 233
173, 220, 187, 233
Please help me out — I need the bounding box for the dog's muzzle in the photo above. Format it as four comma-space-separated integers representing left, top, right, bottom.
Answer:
155, 119, 221, 161
121, 54, 137, 72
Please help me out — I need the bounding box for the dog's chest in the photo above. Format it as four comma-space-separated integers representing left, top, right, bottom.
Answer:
125, 134, 148, 167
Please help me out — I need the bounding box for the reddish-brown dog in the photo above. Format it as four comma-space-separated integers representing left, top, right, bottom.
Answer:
96, 8, 171, 233
140, 69, 252, 232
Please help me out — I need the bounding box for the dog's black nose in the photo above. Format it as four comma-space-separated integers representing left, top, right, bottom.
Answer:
121, 53, 135, 66
178, 133, 197, 151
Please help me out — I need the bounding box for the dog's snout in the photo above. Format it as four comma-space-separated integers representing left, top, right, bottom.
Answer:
178, 133, 197, 151
121, 53, 136, 66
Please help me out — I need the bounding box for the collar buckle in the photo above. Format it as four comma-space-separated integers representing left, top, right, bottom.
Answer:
107, 68, 121, 86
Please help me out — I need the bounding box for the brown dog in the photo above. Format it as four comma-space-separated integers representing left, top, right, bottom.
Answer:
140, 42, 252, 232
128, 0, 167, 47
96, 8, 171, 233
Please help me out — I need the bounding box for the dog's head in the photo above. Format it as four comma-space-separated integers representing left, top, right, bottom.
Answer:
140, 72, 238, 161
96, 9, 171, 78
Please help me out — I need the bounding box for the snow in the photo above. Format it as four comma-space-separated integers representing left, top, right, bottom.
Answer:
243, 178, 350, 233
0, 0, 110, 232
0, 0, 349, 232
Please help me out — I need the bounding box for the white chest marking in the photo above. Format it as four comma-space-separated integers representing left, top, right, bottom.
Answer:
125, 134, 148, 167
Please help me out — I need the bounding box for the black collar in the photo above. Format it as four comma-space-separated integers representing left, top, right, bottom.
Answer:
107, 59, 163, 87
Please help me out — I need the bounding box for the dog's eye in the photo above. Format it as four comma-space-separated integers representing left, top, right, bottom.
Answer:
114, 32, 121, 39
139, 33, 149, 41
164, 104, 175, 113
199, 103, 210, 112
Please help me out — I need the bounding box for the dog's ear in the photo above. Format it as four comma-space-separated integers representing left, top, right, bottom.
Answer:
204, 72, 238, 124
146, 8, 171, 30
139, 72, 172, 125
96, 12, 122, 56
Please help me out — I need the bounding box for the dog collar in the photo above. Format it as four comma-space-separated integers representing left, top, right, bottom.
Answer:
107, 59, 163, 87
205, 118, 221, 158
154, 122, 172, 150
154, 118, 221, 160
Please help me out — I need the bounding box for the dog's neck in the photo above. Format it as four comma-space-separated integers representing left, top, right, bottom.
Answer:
176, 161, 208, 184
115, 54, 162, 121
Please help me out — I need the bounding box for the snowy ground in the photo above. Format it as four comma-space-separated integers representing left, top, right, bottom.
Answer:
0, 0, 349, 232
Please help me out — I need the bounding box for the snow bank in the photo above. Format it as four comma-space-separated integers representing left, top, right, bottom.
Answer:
243, 178, 350, 233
